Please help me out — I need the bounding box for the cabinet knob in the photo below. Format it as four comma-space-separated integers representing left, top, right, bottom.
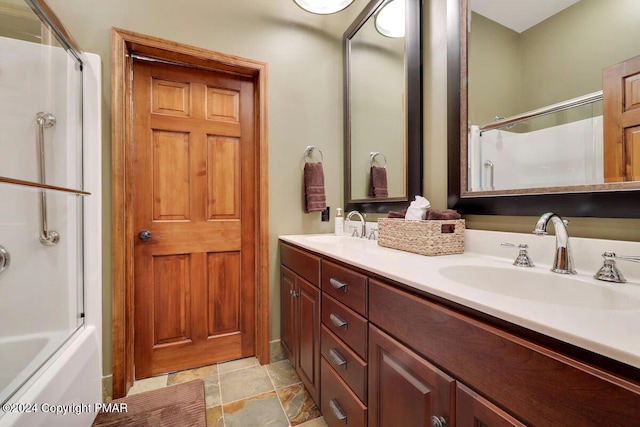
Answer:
329, 313, 348, 330
329, 399, 347, 423
431, 416, 447, 427
330, 277, 348, 292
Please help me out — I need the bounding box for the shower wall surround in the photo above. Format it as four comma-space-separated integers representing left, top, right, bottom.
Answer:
0, 36, 82, 188
469, 116, 604, 191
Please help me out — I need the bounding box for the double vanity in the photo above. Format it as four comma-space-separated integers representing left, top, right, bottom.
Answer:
279, 229, 640, 426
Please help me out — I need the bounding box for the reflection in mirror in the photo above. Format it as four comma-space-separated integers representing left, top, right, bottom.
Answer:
349, 17, 405, 200
345, 0, 422, 213
466, 0, 640, 194
448, 0, 640, 218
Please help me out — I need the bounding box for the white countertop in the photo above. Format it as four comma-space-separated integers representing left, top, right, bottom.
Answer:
280, 230, 640, 370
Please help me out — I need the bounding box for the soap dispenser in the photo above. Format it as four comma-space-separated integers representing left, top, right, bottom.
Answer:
335, 208, 344, 235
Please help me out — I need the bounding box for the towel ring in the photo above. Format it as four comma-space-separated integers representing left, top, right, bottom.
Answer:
303, 145, 323, 163
370, 152, 387, 168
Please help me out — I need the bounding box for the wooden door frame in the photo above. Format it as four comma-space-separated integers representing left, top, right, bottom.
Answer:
111, 28, 269, 398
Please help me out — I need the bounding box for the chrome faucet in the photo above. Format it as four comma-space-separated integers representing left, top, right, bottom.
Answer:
533, 212, 576, 274
346, 210, 366, 238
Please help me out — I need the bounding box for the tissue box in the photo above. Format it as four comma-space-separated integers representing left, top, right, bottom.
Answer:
377, 218, 465, 256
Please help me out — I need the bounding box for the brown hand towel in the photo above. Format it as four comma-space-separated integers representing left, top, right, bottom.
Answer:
388, 209, 407, 218
368, 166, 388, 198
426, 209, 462, 220
304, 162, 327, 213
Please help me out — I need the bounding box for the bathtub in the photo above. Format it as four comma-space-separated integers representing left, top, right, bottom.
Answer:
0, 331, 66, 404
0, 326, 101, 427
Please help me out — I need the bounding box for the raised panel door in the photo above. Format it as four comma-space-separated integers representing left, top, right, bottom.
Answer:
368, 324, 455, 427
280, 266, 296, 362
133, 58, 256, 378
297, 276, 321, 405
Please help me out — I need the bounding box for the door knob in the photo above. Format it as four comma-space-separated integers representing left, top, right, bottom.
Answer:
138, 230, 152, 242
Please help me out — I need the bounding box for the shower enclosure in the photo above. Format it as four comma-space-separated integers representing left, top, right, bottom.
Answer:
468, 93, 604, 192
0, 1, 101, 425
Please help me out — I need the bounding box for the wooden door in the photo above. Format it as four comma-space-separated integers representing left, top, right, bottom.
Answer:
457, 383, 526, 427
368, 325, 455, 427
296, 275, 321, 404
603, 54, 640, 182
132, 58, 256, 378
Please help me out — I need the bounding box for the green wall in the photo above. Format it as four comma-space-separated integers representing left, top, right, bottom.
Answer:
468, 12, 521, 126
469, 0, 640, 124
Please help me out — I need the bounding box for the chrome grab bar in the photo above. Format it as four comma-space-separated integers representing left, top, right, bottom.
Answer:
36, 112, 59, 246
483, 160, 494, 190
479, 90, 602, 133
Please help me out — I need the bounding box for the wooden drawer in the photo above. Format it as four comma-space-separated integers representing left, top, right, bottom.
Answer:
369, 278, 640, 426
321, 358, 367, 427
322, 260, 367, 316
280, 242, 320, 286
322, 293, 368, 360
321, 325, 367, 403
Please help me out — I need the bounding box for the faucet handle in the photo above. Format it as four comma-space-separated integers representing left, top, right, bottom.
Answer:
501, 243, 535, 267
594, 252, 640, 283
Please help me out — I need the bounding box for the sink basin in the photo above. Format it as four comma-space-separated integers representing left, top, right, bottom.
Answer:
438, 265, 640, 310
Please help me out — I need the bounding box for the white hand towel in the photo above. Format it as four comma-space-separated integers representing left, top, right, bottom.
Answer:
405, 196, 431, 220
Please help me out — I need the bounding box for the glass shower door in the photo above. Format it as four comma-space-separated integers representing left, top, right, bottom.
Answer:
0, 0, 86, 405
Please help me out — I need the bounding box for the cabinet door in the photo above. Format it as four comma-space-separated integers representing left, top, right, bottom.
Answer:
368, 325, 455, 427
280, 266, 296, 362
297, 276, 321, 405
457, 383, 526, 427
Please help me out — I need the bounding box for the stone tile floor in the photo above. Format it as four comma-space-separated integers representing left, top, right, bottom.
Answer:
127, 342, 327, 427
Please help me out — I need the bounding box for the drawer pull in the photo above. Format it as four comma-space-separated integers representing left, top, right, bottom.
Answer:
431, 416, 447, 427
330, 313, 348, 330
329, 399, 347, 423
330, 277, 348, 292
329, 348, 347, 369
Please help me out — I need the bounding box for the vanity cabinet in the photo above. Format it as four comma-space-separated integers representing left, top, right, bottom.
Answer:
369, 278, 640, 426
280, 243, 321, 405
280, 240, 640, 427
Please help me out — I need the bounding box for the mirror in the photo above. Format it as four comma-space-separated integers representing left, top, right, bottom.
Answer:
448, 0, 640, 218
345, 0, 422, 213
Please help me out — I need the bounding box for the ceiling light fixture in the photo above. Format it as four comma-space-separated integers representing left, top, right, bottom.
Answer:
293, 0, 355, 15
374, 0, 405, 38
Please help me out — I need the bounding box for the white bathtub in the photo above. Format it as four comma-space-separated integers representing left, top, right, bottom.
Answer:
0, 331, 67, 404
0, 326, 101, 427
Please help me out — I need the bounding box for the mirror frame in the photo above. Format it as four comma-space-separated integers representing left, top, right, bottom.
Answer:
448, 0, 640, 219
344, 0, 422, 213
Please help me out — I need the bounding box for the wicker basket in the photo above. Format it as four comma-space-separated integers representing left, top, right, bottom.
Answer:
377, 218, 465, 256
